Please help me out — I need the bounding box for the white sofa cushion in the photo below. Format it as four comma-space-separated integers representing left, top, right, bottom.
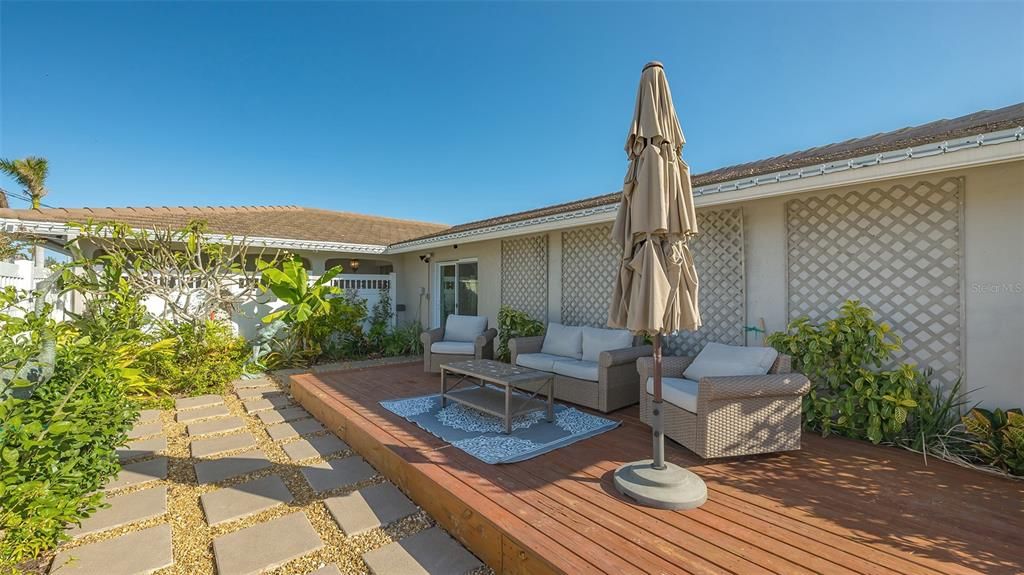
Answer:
581, 327, 634, 362
431, 341, 475, 355
540, 322, 583, 359
683, 342, 778, 381
515, 352, 565, 372
647, 376, 698, 413
552, 359, 600, 382
443, 314, 487, 343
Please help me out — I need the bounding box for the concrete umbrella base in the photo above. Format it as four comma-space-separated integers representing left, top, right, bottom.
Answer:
613, 459, 707, 510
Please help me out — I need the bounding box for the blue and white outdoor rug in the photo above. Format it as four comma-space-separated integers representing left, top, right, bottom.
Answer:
380, 390, 619, 464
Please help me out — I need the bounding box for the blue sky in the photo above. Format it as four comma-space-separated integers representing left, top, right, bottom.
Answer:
2, 1, 1021, 225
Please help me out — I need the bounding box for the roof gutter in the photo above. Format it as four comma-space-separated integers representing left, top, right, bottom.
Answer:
0, 219, 389, 255
386, 126, 1024, 253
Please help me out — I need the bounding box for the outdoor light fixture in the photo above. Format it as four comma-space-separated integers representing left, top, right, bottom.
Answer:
349, 259, 360, 271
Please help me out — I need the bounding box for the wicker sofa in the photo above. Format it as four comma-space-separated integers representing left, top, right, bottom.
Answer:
420, 315, 498, 374
510, 323, 652, 413
637, 344, 810, 459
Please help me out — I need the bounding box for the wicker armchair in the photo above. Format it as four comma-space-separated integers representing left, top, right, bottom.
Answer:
420, 318, 497, 374
511, 335, 651, 413
637, 354, 810, 458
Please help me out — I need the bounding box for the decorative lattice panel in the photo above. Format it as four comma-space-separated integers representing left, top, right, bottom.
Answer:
501, 234, 549, 322
786, 177, 963, 386
560, 210, 745, 350
561, 225, 619, 327
665, 208, 746, 356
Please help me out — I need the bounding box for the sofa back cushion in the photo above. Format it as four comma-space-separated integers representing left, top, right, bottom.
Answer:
444, 314, 487, 343
683, 342, 778, 381
540, 322, 583, 359
581, 327, 634, 362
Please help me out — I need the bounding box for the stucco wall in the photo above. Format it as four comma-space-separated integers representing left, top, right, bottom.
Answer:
399, 159, 1022, 408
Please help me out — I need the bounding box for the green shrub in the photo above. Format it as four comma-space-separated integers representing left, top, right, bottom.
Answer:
1, 293, 139, 568
379, 321, 423, 357
962, 408, 1024, 476
766, 300, 931, 444
496, 306, 545, 363
152, 320, 248, 396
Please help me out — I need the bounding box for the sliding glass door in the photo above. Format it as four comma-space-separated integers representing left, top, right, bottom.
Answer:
437, 260, 478, 323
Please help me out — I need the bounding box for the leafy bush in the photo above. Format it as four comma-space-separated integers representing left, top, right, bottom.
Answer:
766, 300, 931, 444
365, 286, 393, 352
0, 290, 140, 568
379, 321, 423, 357
962, 408, 1024, 476
150, 320, 248, 395
496, 306, 545, 363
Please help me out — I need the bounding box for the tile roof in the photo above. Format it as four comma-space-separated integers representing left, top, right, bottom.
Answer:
0, 204, 449, 247
399, 102, 1024, 245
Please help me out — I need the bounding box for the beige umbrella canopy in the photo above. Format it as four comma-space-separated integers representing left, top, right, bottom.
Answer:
610, 61, 707, 510
608, 61, 700, 336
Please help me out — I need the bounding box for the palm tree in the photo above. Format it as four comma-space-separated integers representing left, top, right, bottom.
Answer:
0, 156, 49, 209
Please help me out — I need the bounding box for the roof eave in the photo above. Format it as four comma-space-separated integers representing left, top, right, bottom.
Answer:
385, 126, 1024, 253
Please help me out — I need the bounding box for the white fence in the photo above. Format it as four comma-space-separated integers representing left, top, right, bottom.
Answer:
0, 260, 35, 290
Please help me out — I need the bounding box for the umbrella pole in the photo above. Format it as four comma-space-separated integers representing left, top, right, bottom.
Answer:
652, 333, 665, 470
612, 331, 707, 510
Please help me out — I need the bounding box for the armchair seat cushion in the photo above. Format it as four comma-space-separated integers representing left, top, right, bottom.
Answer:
581, 327, 634, 362
515, 353, 566, 372
683, 342, 778, 381
431, 341, 475, 355
552, 359, 600, 382
646, 376, 698, 413
443, 315, 488, 342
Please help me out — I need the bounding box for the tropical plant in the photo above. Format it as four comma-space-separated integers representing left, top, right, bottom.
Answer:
961, 408, 1024, 476
149, 319, 248, 396
68, 220, 282, 328
380, 321, 423, 357
766, 299, 932, 444
0, 156, 48, 209
0, 287, 141, 569
260, 258, 343, 354
496, 306, 545, 363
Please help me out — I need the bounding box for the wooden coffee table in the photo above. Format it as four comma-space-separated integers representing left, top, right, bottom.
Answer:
440, 359, 554, 434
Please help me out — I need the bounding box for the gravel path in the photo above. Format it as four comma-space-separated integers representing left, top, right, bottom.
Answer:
51, 375, 489, 575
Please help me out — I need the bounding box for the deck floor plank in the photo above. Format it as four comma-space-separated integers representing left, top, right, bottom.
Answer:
292, 363, 1024, 575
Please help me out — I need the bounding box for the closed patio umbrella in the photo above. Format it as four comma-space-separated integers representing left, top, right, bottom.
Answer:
608, 61, 707, 510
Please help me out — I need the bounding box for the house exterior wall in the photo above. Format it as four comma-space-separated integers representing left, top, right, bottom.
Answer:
400, 160, 1022, 408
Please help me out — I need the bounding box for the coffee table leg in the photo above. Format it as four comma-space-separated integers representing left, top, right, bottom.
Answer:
546, 377, 554, 422
505, 385, 512, 434
441, 369, 447, 408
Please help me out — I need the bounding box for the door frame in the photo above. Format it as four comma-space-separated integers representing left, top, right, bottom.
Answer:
431, 257, 478, 328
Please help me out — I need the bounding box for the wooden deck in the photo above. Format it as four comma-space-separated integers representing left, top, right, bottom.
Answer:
290, 362, 1023, 575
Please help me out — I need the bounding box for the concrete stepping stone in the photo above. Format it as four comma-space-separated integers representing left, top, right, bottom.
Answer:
283, 434, 349, 462
50, 524, 173, 575
68, 486, 167, 539
200, 475, 293, 526
301, 456, 375, 493
127, 421, 163, 440
244, 396, 292, 413
190, 432, 256, 458
236, 387, 283, 400
194, 448, 272, 484
187, 416, 246, 437
233, 378, 275, 390
176, 403, 230, 423
266, 418, 325, 442
308, 565, 342, 575
257, 406, 312, 425
105, 457, 168, 492
118, 436, 167, 462
325, 483, 416, 536
175, 394, 224, 410
362, 526, 482, 575
212, 512, 323, 575
136, 409, 162, 424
